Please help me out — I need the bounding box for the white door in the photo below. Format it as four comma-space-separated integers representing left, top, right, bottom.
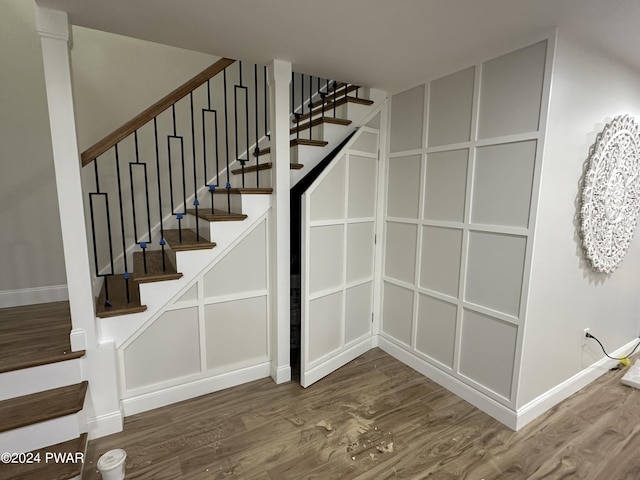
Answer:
300, 127, 380, 387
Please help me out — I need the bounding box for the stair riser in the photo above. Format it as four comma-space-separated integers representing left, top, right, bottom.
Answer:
0, 359, 82, 401
230, 167, 272, 189
0, 413, 83, 454
291, 124, 355, 188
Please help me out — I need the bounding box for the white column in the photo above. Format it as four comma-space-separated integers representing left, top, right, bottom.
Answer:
268, 59, 292, 383
35, 6, 122, 438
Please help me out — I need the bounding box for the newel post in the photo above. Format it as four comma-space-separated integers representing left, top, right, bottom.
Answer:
35, 6, 122, 438
268, 59, 292, 383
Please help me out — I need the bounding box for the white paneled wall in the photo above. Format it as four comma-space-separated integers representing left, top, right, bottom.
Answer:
382, 39, 552, 412
119, 217, 270, 413
301, 127, 380, 386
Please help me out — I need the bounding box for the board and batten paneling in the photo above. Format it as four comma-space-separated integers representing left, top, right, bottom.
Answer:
121, 218, 270, 402
301, 127, 380, 387
382, 39, 551, 411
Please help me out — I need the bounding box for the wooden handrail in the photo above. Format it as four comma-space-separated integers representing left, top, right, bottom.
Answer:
80, 57, 236, 166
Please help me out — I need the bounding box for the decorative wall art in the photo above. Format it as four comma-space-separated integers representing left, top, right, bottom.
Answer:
581, 115, 640, 273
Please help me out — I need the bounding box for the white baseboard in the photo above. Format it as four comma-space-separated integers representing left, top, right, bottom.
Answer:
86, 409, 124, 440
515, 338, 638, 430
0, 284, 68, 308
121, 362, 271, 417
271, 364, 292, 384
301, 337, 373, 387
378, 335, 518, 429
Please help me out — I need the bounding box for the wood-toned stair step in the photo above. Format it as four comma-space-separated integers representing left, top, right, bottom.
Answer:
231, 161, 304, 173
0, 433, 87, 480
211, 187, 273, 194
0, 381, 88, 433
164, 229, 216, 251
311, 84, 360, 107
0, 301, 85, 374
297, 96, 374, 122
253, 138, 327, 157
96, 275, 146, 318
290, 138, 328, 148
187, 208, 247, 221
133, 250, 182, 283
290, 116, 351, 135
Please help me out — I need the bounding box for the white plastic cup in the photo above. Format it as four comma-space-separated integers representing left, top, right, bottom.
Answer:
97, 449, 127, 480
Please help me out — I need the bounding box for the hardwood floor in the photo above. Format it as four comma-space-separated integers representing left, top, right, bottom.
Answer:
82, 349, 640, 479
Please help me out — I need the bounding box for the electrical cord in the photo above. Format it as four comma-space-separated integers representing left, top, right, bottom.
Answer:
585, 332, 640, 361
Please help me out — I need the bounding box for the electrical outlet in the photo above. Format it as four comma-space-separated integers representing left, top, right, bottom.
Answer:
582, 328, 590, 347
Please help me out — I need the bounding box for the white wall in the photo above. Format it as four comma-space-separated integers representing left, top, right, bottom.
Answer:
70, 26, 220, 152
0, 0, 67, 300
518, 33, 640, 407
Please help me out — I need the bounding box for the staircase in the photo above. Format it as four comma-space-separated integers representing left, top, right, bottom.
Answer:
86, 60, 380, 323
0, 302, 87, 480
0, 57, 383, 479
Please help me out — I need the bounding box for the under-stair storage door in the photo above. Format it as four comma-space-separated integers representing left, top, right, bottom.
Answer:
301, 127, 379, 387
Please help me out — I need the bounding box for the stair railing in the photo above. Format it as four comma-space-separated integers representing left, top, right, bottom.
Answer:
81, 58, 271, 307
290, 73, 362, 141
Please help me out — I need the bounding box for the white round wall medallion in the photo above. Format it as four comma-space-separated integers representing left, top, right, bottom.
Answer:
581, 115, 640, 273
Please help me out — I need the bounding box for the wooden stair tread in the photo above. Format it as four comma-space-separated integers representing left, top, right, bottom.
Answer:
133, 250, 182, 283
297, 96, 374, 122
0, 381, 88, 433
211, 187, 273, 194
96, 275, 146, 318
0, 350, 85, 375
311, 84, 360, 107
290, 138, 328, 148
252, 147, 271, 157
254, 138, 327, 157
231, 161, 304, 173
0, 301, 85, 373
290, 116, 351, 135
164, 229, 216, 251
0, 433, 87, 480
187, 208, 247, 222
231, 162, 273, 174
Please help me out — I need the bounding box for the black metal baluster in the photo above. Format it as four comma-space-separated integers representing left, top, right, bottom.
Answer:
90, 158, 114, 307
224, 67, 231, 214
292, 73, 300, 140
333, 81, 338, 118
190, 92, 200, 239
154, 117, 166, 272
234, 61, 249, 188
202, 79, 219, 214
130, 130, 152, 273
114, 144, 131, 303
308, 75, 313, 141
264, 66, 269, 140
254, 64, 260, 187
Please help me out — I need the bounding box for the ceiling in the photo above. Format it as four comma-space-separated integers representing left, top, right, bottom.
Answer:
36, 0, 640, 94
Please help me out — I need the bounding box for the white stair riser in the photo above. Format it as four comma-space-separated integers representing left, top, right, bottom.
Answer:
0, 359, 82, 401
230, 167, 272, 189
0, 413, 83, 454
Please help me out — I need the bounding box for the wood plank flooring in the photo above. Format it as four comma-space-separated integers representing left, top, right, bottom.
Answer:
81, 349, 640, 479
0, 434, 87, 480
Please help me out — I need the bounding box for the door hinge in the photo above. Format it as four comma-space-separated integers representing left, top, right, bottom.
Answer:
372, 313, 374, 323
374, 234, 377, 245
